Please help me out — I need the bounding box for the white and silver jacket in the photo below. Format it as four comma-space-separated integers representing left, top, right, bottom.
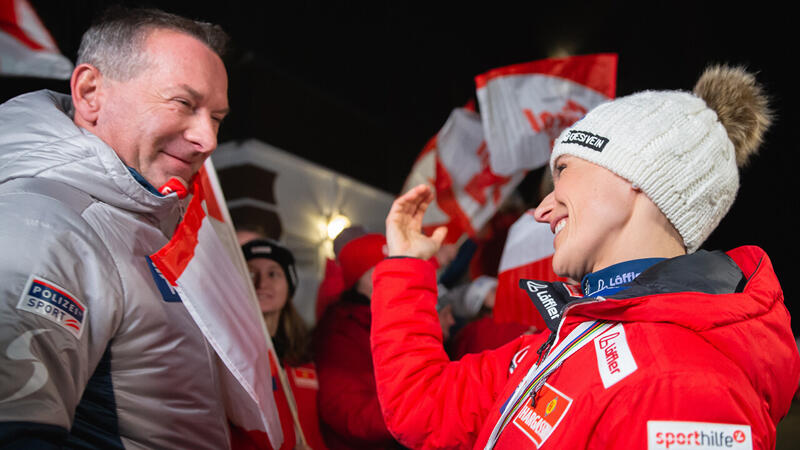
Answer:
0, 90, 230, 449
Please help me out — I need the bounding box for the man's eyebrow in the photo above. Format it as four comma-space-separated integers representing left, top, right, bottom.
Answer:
177, 84, 202, 100
177, 84, 229, 116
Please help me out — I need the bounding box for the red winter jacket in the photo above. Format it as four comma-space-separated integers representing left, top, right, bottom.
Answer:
270, 360, 328, 450
314, 295, 401, 449
231, 360, 327, 450
450, 315, 533, 360
371, 246, 800, 449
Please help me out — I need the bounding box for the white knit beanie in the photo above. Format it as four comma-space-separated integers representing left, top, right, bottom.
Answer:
550, 66, 771, 253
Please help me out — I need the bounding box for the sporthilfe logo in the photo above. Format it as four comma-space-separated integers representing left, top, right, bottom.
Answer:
647, 421, 751, 449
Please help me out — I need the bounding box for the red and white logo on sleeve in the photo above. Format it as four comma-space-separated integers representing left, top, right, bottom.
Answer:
593, 323, 637, 388
647, 421, 752, 449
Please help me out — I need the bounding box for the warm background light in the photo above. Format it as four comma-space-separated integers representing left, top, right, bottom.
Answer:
327, 214, 351, 240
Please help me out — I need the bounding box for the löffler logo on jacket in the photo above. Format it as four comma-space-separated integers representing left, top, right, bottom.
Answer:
593, 323, 637, 388
647, 421, 752, 449
17, 275, 86, 338
525, 281, 560, 320
512, 383, 573, 447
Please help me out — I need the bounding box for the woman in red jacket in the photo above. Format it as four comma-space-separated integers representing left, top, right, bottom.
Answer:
370, 66, 800, 449
241, 238, 328, 450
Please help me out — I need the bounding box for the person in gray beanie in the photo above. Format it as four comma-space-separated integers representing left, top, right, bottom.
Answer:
367, 65, 800, 449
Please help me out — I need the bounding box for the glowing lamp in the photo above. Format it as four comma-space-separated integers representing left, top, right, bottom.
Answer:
327, 214, 351, 240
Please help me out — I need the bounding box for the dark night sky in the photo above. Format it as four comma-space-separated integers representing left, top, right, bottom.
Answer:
3, 1, 798, 332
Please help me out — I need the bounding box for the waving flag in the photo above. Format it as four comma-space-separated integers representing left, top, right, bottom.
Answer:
401, 109, 474, 243
476, 53, 617, 175
401, 106, 524, 242
493, 209, 569, 329
150, 161, 283, 449
403, 55, 617, 244
0, 0, 73, 78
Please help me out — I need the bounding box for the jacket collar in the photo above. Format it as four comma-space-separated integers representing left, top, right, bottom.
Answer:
563, 247, 779, 332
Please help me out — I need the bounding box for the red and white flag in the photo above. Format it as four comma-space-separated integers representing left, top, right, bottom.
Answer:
493, 210, 567, 329
476, 54, 617, 176
0, 0, 73, 79
150, 161, 283, 449
400, 132, 463, 243
401, 106, 524, 242
403, 55, 617, 243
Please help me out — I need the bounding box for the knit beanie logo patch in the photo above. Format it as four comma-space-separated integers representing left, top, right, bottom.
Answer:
562, 130, 609, 152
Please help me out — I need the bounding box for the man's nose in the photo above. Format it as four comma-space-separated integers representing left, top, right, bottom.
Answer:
185, 113, 218, 153
533, 191, 555, 224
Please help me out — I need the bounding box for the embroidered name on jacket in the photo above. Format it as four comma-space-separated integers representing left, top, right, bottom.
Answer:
593, 323, 637, 388
584, 270, 639, 297
562, 130, 609, 152
17, 275, 86, 338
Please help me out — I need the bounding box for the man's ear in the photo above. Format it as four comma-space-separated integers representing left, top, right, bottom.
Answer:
70, 63, 104, 127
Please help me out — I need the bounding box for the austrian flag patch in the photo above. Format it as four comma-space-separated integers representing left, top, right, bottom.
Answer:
17, 275, 86, 338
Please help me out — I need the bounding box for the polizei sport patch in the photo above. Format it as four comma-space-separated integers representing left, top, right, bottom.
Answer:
561, 129, 609, 152
17, 275, 86, 339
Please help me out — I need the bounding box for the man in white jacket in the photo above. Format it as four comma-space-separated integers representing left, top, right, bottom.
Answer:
0, 7, 233, 448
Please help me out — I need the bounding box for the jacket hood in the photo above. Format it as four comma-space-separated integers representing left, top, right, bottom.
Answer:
0, 90, 185, 235
566, 246, 800, 425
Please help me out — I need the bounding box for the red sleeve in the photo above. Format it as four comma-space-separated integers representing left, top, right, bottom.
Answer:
314, 305, 394, 445
371, 258, 531, 449
588, 373, 772, 450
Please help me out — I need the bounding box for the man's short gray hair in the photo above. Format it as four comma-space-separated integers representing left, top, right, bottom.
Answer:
76, 7, 230, 81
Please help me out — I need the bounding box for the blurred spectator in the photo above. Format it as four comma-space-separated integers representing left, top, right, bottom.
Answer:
237, 227, 268, 246
241, 238, 327, 450
468, 207, 522, 279
313, 233, 402, 449
315, 226, 368, 321
437, 238, 479, 289
437, 303, 457, 342
446, 276, 535, 359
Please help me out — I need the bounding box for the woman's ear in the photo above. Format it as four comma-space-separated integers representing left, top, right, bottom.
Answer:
70, 63, 103, 126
